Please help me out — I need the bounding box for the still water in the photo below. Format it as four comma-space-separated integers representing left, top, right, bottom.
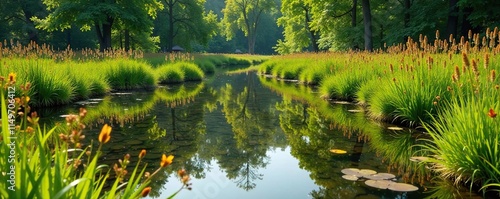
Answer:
38, 69, 475, 199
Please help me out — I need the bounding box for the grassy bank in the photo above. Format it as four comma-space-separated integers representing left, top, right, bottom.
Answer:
0, 76, 190, 198
258, 29, 500, 195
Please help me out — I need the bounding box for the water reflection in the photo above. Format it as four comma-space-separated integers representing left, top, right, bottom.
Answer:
39, 70, 485, 199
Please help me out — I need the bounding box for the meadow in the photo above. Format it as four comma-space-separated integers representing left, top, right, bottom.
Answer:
258, 29, 500, 195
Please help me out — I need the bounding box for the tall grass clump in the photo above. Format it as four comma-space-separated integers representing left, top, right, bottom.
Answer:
320, 68, 378, 101
298, 63, 333, 85
21, 60, 75, 107
367, 56, 455, 126
257, 59, 278, 75
156, 63, 185, 84
194, 59, 216, 74
422, 92, 500, 194
174, 62, 204, 81
279, 62, 305, 79
103, 59, 156, 90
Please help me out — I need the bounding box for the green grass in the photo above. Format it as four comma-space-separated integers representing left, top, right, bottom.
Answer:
175, 62, 204, 81
422, 93, 500, 193
103, 59, 156, 90
156, 63, 185, 84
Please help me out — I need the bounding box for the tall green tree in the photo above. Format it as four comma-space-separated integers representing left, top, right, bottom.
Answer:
275, 0, 319, 54
154, 0, 217, 52
34, 0, 163, 51
221, 0, 276, 54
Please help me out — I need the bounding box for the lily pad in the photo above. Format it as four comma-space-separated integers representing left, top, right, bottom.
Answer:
388, 183, 419, 192
341, 168, 361, 176
342, 175, 359, 181
330, 149, 347, 154
365, 180, 394, 189
341, 168, 377, 177
358, 169, 377, 176
365, 173, 396, 180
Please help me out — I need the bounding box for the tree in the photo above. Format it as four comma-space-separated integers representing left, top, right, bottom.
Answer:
34, 0, 163, 51
154, 0, 217, 52
275, 0, 319, 54
361, 0, 373, 51
221, 0, 276, 54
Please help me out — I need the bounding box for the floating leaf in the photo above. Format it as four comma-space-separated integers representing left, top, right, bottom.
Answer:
341, 168, 361, 176
342, 175, 359, 181
365, 173, 396, 180
358, 169, 377, 176
330, 149, 347, 154
341, 168, 377, 177
365, 180, 394, 189
388, 183, 419, 192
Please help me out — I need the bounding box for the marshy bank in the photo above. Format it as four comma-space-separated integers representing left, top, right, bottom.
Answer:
257, 29, 500, 197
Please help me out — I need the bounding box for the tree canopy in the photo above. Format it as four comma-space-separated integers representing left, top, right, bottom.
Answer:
1, 0, 499, 54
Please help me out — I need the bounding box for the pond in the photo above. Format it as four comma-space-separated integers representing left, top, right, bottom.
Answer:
37, 69, 481, 199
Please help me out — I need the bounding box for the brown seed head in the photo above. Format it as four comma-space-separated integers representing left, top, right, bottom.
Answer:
139, 149, 147, 159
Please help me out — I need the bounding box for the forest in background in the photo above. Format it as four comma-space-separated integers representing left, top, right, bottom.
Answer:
0, 0, 499, 55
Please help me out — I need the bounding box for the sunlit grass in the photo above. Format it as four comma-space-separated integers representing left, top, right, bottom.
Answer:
103, 59, 156, 90
175, 62, 204, 81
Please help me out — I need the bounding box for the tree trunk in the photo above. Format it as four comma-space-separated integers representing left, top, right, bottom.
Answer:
304, 8, 319, 52
361, 0, 373, 51
248, 32, 255, 54
167, 0, 175, 52
95, 16, 114, 52
351, 0, 357, 50
124, 29, 130, 51
446, 0, 458, 39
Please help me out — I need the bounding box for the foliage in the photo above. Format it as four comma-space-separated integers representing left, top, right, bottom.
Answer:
221, 0, 276, 54
153, 0, 217, 52
33, 0, 163, 51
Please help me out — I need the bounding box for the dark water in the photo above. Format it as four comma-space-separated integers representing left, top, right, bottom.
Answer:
38, 69, 481, 199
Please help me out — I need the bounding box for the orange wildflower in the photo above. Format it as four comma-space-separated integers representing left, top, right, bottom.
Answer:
160, 154, 174, 168
488, 108, 497, 118
141, 187, 152, 197
98, 124, 112, 144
